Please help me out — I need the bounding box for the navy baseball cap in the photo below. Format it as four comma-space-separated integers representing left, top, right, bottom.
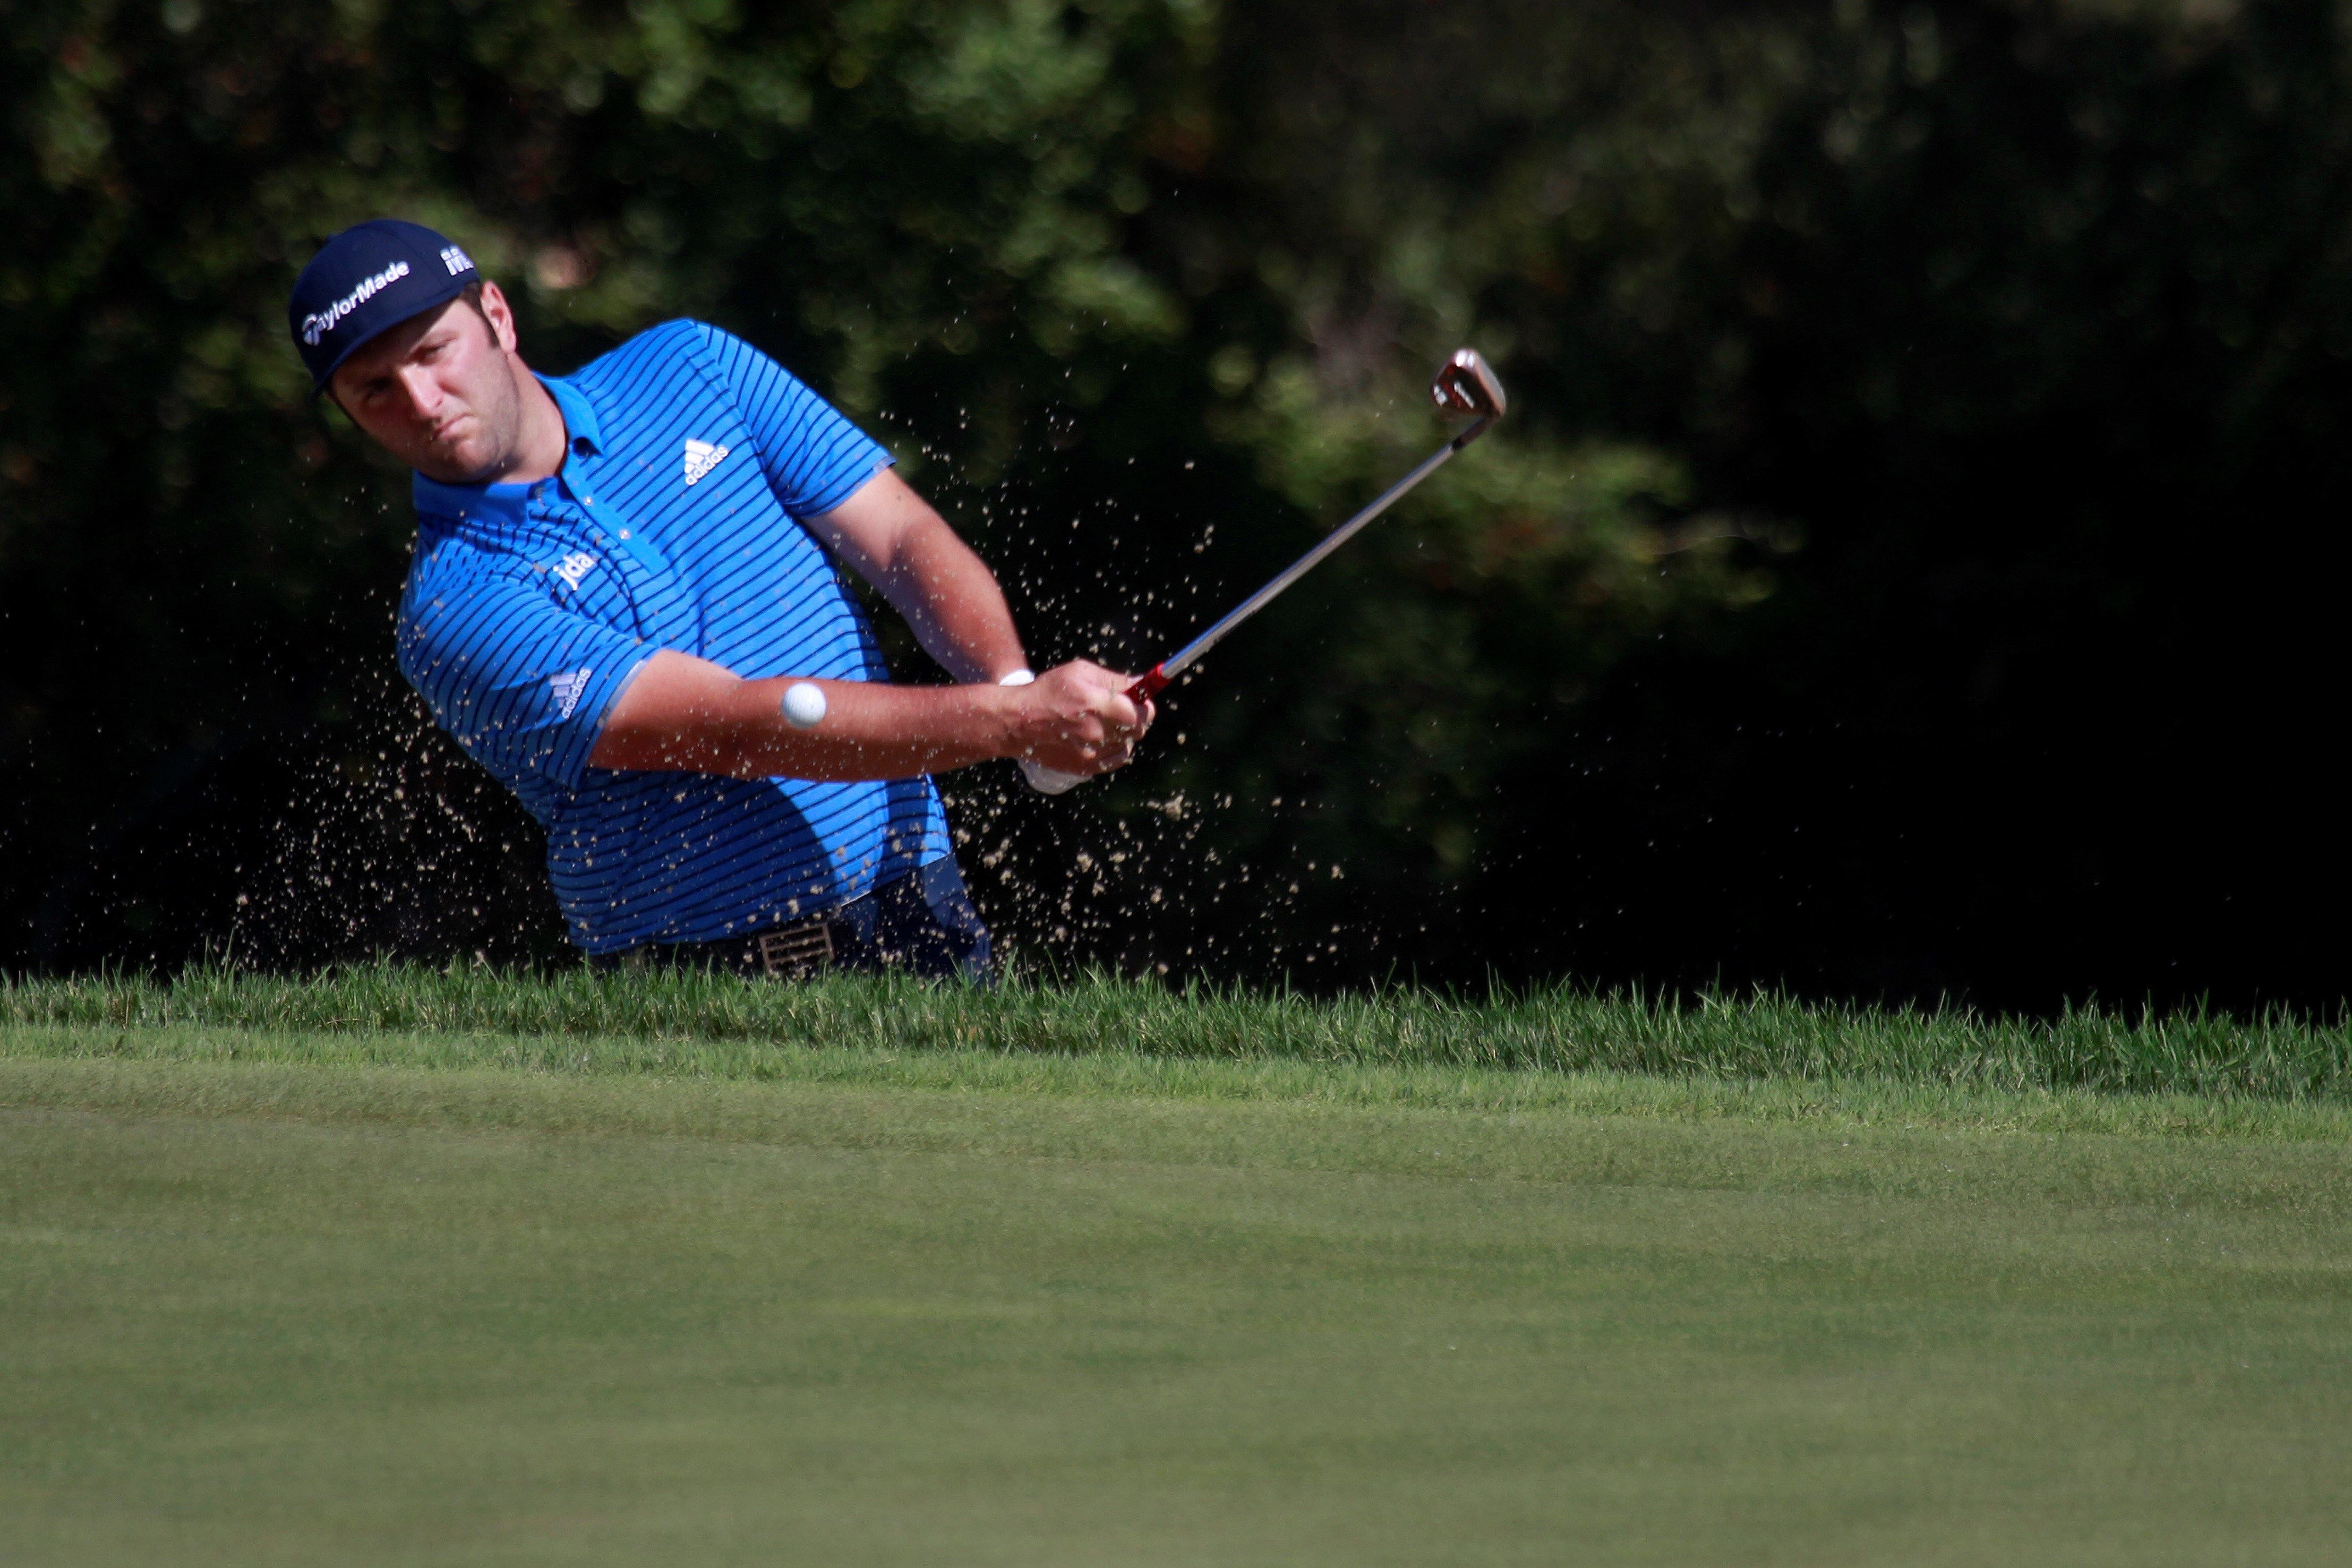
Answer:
287, 219, 481, 393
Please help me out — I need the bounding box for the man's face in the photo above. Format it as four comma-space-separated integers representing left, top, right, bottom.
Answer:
330, 282, 529, 485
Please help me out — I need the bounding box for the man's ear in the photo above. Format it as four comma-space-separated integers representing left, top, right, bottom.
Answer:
477, 280, 522, 355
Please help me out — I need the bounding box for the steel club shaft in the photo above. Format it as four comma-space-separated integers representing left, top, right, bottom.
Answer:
1123, 348, 1505, 707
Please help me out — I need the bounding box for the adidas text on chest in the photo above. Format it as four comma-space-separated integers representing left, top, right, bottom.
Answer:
684, 438, 731, 486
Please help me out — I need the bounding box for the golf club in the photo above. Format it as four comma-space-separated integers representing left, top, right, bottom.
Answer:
1023, 347, 1507, 794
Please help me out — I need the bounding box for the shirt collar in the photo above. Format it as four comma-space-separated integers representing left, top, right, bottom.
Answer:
408, 373, 602, 530
543, 374, 604, 457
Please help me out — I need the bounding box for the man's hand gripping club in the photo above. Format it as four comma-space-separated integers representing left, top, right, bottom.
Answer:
1002, 661, 1154, 781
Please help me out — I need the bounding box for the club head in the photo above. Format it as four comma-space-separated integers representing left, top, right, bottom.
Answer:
1431, 348, 1507, 424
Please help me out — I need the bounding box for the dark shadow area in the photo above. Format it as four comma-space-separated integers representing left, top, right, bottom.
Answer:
4, 0, 2346, 1015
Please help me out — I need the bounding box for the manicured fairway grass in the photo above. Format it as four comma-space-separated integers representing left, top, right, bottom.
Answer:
5, 975, 2352, 1563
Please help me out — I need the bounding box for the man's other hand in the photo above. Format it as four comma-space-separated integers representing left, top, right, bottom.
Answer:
1008, 661, 1155, 778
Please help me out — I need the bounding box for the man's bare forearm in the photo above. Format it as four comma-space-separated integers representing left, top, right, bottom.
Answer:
878, 512, 1030, 684
589, 650, 1020, 781
807, 469, 1028, 685
586, 649, 1151, 783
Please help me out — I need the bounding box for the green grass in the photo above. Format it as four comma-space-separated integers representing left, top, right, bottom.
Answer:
5, 973, 2352, 1562
6, 963, 2351, 1104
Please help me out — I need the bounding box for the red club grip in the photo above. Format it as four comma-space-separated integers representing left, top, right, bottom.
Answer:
1125, 663, 1170, 707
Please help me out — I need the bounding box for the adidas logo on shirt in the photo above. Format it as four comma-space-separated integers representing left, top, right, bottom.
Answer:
683, 438, 730, 486
552, 550, 597, 589
549, 668, 592, 720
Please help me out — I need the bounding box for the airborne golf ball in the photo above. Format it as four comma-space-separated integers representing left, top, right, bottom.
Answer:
781, 681, 827, 729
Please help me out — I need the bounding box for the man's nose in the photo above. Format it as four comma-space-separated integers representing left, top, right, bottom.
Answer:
396, 364, 444, 420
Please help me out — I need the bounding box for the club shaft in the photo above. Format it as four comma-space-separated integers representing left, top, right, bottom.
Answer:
1158, 417, 1491, 682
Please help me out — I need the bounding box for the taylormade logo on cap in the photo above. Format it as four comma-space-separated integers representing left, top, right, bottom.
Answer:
287, 218, 481, 392
299, 260, 412, 346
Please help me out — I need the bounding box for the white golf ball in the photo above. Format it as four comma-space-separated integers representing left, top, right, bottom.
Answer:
781, 681, 827, 730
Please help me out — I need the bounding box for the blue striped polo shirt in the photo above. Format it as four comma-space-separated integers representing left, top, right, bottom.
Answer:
395, 319, 954, 954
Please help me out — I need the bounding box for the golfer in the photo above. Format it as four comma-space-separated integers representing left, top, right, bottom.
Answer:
286, 219, 1151, 980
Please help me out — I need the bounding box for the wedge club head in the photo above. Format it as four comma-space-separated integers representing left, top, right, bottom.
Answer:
1431, 348, 1507, 431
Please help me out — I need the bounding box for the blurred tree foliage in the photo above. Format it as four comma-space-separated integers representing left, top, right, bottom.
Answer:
2, 0, 2347, 1006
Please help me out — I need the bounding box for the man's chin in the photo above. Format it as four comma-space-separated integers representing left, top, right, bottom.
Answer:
413, 440, 503, 486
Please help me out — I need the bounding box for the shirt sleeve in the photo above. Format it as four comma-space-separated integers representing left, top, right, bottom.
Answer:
689, 322, 893, 516
397, 565, 657, 794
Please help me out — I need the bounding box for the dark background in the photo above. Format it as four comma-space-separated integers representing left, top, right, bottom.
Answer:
3, 0, 2346, 1013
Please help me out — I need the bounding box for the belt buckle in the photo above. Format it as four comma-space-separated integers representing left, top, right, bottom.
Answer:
757, 919, 834, 979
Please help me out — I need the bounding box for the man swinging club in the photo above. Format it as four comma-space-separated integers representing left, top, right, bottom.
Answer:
287, 219, 1153, 981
